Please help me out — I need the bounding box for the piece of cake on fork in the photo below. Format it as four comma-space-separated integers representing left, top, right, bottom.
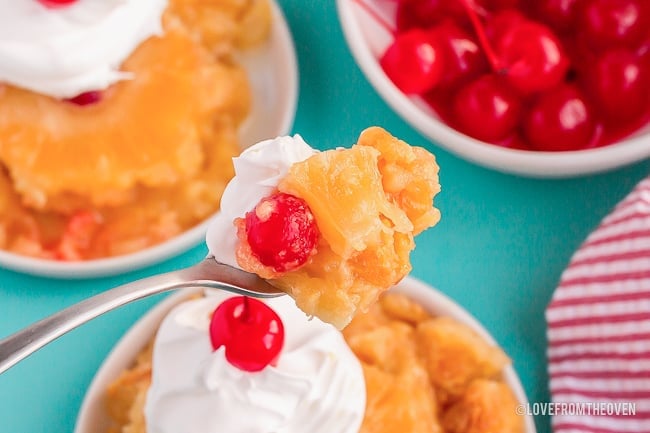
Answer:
208, 126, 441, 328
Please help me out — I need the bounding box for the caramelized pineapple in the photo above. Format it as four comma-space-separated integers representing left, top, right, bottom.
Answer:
415, 317, 510, 400
379, 292, 431, 325
442, 380, 523, 433
361, 363, 442, 433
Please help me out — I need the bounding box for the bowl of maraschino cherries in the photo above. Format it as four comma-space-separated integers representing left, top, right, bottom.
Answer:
337, 0, 650, 177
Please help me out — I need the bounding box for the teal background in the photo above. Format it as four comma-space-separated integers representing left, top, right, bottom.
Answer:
1, 1, 649, 432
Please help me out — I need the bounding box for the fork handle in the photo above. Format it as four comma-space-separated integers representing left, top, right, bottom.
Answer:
0, 259, 278, 374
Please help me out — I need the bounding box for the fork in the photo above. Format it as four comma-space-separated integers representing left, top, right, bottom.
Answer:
0, 258, 283, 374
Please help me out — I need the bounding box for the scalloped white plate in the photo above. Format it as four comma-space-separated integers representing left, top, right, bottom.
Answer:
0, 0, 298, 279
75, 277, 537, 433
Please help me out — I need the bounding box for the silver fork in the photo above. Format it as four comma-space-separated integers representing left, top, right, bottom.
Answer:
0, 258, 283, 374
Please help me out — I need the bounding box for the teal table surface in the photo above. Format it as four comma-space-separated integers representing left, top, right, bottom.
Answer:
1, 2, 649, 432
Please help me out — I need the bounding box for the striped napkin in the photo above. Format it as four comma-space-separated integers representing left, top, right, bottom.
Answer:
546, 176, 650, 433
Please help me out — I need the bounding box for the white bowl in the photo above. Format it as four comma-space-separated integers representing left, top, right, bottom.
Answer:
0, 0, 298, 279
336, 0, 650, 178
75, 276, 537, 433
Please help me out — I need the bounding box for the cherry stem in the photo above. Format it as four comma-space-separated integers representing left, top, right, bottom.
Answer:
459, 0, 503, 72
352, 0, 396, 36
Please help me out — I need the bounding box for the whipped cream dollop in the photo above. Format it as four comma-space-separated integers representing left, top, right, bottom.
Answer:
0, 0, 167, 98
206, 135, 318, 268
145, 292, 366, 433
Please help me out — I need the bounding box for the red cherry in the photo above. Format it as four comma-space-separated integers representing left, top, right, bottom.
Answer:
38, 0, 77, 7
380, 29, 446, 94
452, 74, 522, 142
524, 84, 596, 151
209, 296, 285, 372
483, 0, 520, 11
245, 192, 319, 273
430, 21, 488, 89
459, 4, 569, 94
495, 21, 570, 94
637, 34, 650, 63
534, 0, 580, 32
586, 49, 650, 121
65, 91, 102, 106
396, 0, 480, 32
577, 0, 648, 50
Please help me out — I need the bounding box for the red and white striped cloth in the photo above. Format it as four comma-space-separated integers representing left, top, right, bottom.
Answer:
547, 176, 650, 433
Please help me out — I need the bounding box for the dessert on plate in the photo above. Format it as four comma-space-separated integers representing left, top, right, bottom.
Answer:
0, 0, 271, 260
100, 129, 524, 433
104, 291, 523, 433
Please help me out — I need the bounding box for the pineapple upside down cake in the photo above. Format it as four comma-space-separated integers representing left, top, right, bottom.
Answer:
105, 291, 523, 433
0, 0, 271, 260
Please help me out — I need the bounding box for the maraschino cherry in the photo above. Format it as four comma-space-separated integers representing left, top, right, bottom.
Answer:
245, 192, 319, 273
577, 0, 648, 50
535, 0, 579, 32
209, 296, 285, 372
380, 29, 446, 94
459, 1, 570, 94
396, 0, 477, 32
494, 20, 569, 93
484, 0, 520, 11
354, 0, 447, 94
586, 49, 650, 121
429, 21, 488, 89
452, 74, 521, 142
524, 84, 595, 151
38, 0, 77, 8
65, 91, 102, 106
637, 34, 650, 64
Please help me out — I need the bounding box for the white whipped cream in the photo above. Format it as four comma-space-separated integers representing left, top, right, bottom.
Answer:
0, 0, 167, 98
206, 135, 318, 268
145, 293, 366, 433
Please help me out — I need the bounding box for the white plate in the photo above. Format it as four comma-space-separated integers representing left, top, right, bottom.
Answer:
336, 0, 650, 177
0, 0, 298, 279
75, 276, 537, 433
